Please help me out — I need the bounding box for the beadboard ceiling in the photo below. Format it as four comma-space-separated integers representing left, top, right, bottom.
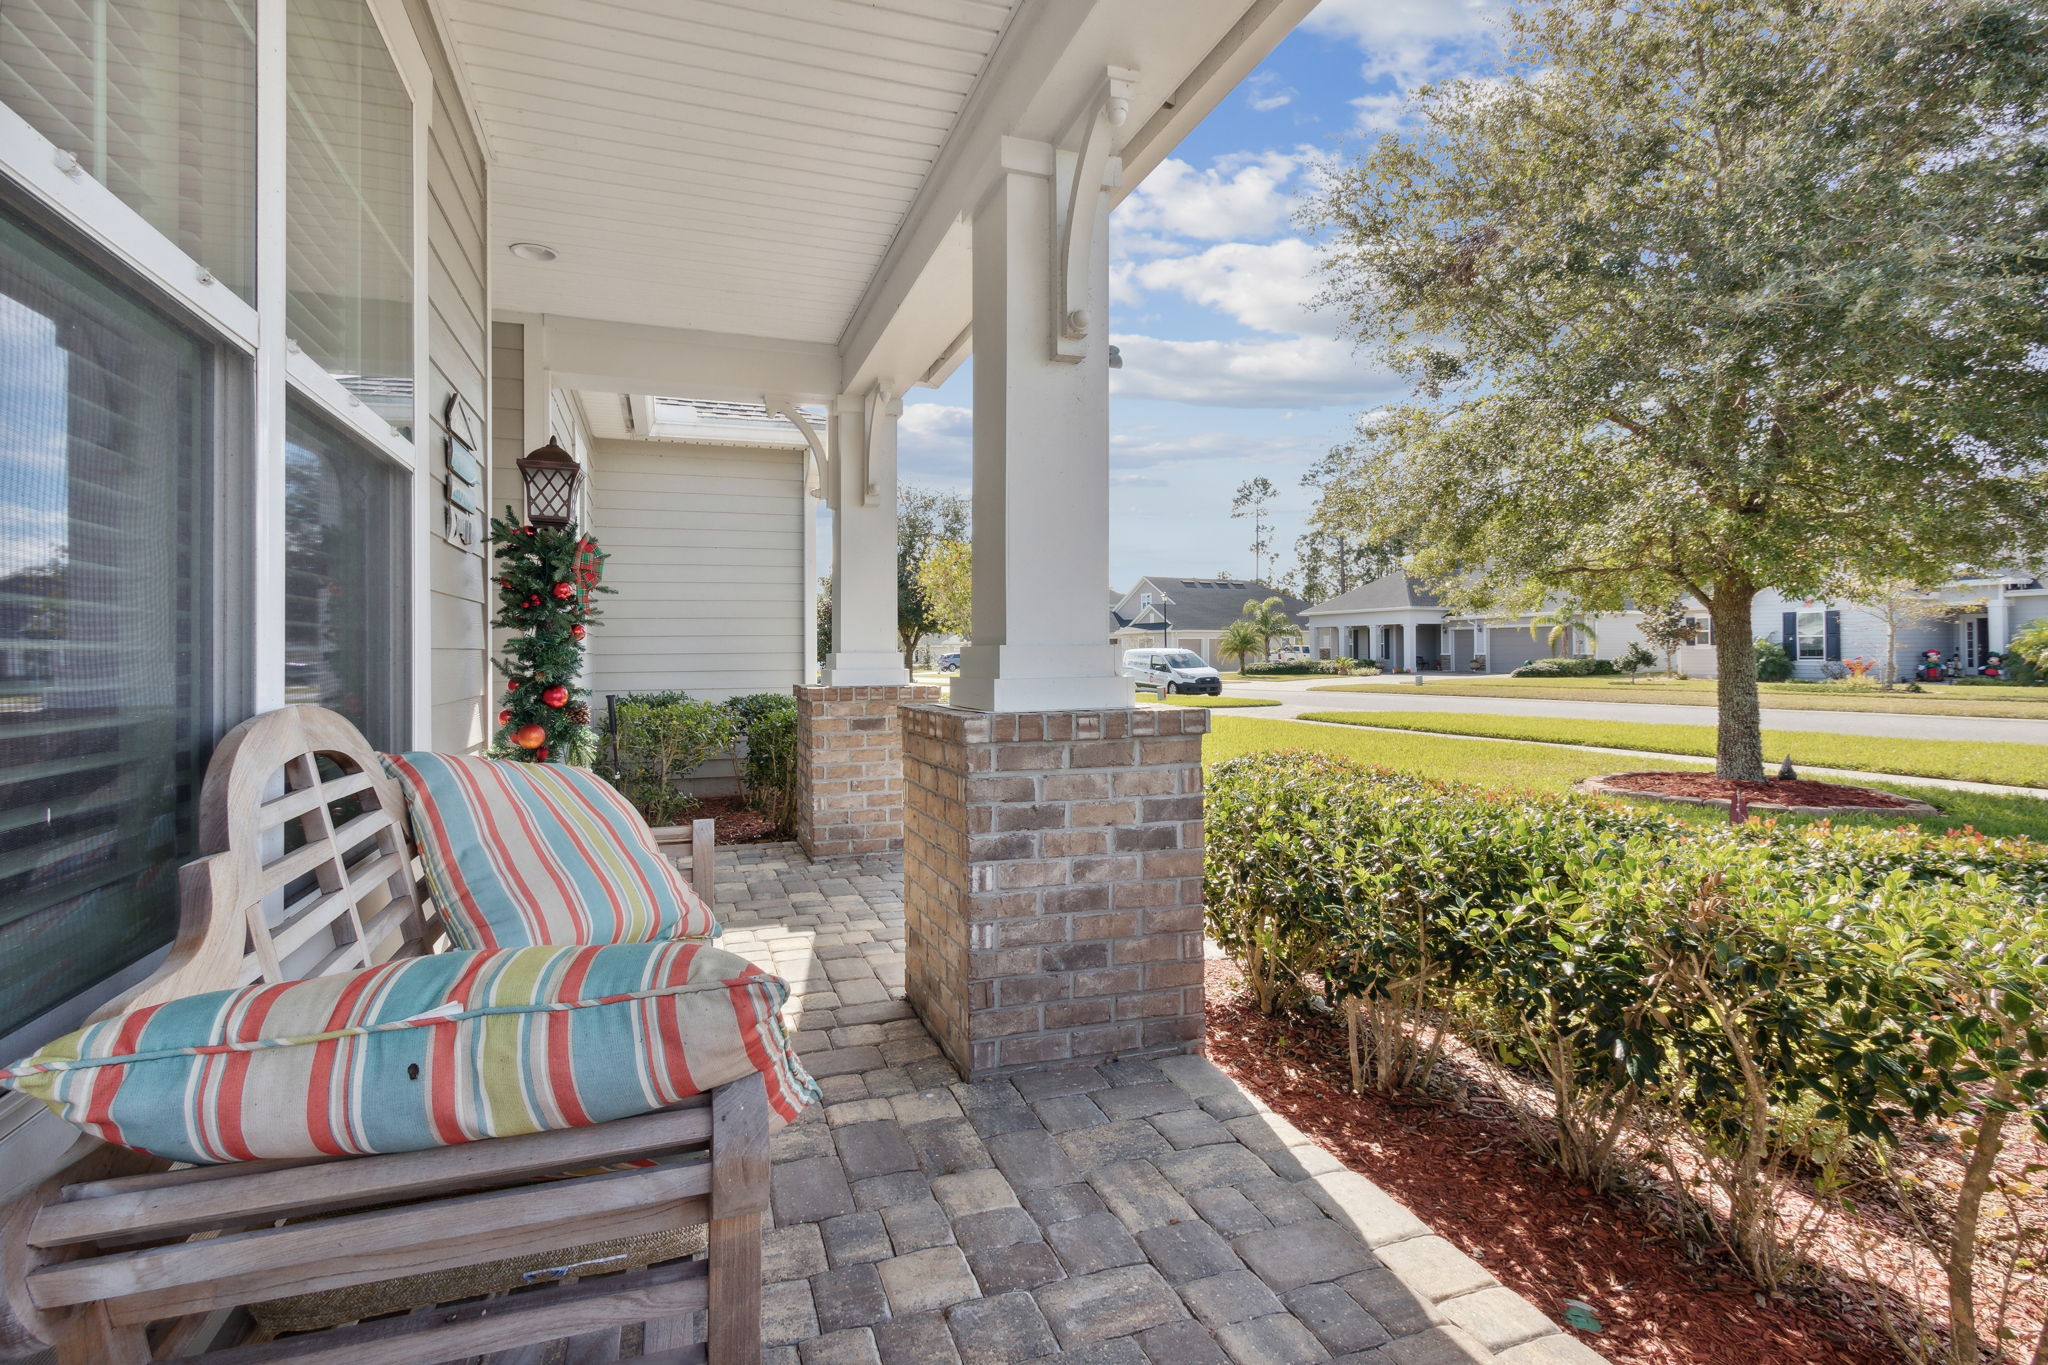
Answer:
442, 0, 1020, 344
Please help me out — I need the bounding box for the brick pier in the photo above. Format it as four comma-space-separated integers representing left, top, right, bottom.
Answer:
793, 684, 941, 859
899, 703, 1211, 1082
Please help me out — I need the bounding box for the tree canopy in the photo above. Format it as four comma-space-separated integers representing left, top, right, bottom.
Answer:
1304, 0, 2048, 777
896, 486, 970, 667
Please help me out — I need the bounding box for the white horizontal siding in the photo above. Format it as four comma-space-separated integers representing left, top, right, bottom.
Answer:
586, 439, 806, 705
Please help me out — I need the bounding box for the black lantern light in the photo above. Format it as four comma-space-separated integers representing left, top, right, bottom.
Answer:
516, 438, 583, 527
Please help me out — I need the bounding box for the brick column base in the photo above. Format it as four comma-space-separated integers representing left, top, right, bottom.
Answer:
793, 684, 941, 859
900, 702, 1210, 1081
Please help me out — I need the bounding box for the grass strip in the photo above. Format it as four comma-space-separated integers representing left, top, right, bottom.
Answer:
1157, 695, 1280, 708
1205, 715, 2048, 842
1310, 677, 2048, 719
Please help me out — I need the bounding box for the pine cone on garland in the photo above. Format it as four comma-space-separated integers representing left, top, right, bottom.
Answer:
567, 702, 590, 726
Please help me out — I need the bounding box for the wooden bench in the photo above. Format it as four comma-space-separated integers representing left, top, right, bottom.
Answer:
0, 706, 765, 1365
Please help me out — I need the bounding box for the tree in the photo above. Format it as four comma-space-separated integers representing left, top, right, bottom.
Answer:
1218, 618, 1265, 672
1638, 602, 1696, 679
1616, 641, 1656, 681
1231, 478, 1278, 584
1304, 0, 2048, 779
896, 486, 969, 668
1842, 576, 1982, 689
1532, 605, 1598, 658
1289, 449, 1402, 602
1239, 596, 1302, 659
915, 538, 972, 641
2014, 619, 2048, 671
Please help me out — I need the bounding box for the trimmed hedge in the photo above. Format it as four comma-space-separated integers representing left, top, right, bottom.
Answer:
1205, 750, 2048, 1294
1508, 656, 1617, 677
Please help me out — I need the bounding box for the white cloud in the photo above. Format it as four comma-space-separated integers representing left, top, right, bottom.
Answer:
896, 402, 972, 479
1243, 72, 1295, 113
1133, 239, 1336, 338
1350, 91, 1410, 133
1115, 151, 1303, 247
1303, 0, 1501, 87
1110, 333, 1402, 409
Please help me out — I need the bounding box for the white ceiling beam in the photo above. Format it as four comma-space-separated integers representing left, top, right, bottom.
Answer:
528, 313, 842, 402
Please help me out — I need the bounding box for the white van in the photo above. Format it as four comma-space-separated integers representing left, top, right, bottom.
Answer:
1122, 648, 1223, 696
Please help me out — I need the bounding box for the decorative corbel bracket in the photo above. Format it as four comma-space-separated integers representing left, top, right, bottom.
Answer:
1052, 67, 1135, 363
767, 395, 830, 503
861, 383, 901, 508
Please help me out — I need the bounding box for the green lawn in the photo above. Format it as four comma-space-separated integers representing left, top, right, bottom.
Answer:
1293, 710, 2048, 789
1312, 675, 2048, 719
1205, 715, 2048, 842
1158, 694, 1280, 708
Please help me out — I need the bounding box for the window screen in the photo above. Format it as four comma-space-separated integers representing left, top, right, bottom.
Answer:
284, 400, 406, 749
0, 201, 222, 1039
0, 0, 256, 301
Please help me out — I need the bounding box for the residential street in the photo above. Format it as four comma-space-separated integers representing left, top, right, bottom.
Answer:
1222, 676, 2048, 746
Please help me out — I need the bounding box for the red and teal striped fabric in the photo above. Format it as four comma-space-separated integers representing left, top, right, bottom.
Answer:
0, 943, 815, 1164
381, 753, 718, 950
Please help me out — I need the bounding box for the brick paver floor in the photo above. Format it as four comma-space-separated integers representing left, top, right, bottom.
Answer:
716, 843, 1607, 1365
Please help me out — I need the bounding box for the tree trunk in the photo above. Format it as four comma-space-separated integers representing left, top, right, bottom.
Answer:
1710, 592, 1766, 781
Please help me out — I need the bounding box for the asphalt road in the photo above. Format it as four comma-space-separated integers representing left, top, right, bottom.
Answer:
1217, 676, 2048, 747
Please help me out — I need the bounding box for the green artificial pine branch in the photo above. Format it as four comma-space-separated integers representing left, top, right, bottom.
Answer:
487, 507, 614, 762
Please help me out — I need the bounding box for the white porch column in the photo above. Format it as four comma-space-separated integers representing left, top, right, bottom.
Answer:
822, 390, 910, 684
952, 137, 1132, 713
1988, 593, 2011, 655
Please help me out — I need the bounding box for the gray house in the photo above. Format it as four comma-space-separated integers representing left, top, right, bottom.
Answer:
1109, 577, 1310, 667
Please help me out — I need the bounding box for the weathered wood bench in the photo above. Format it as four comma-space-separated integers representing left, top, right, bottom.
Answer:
0, 706, 763, 1365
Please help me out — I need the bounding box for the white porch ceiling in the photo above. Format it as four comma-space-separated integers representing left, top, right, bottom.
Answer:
443, 0, 1021, 344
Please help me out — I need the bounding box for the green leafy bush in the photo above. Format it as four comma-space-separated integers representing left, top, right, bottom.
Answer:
608, 693, 736, 827
723, 692, 799, 834
1204, 750, 2047, 1291
1240, 661, 1328, 676
1508, 656, 1617, 678
1755, 636, 1793, 681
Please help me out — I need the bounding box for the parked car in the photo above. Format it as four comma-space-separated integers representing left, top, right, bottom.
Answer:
937, 652, 960, 673
1270, 646, 1311, 663
1122, 648, 1223, 696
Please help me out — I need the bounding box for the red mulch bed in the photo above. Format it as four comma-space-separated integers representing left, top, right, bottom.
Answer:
1594, 771, 1929, 811
690, 796, 784, 844
1202, 958, 1903, 1365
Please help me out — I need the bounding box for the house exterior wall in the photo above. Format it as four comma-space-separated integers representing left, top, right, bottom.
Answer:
584, 438, 806, 702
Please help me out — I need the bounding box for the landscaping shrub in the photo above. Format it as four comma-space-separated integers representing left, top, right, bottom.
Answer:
1204, 750, 2048, 1305
1755, 636, 1794, 680
723, 692, 799, 833
1241, 660, 1328, 676
1508, 656, 1617, 677
608, 693, 736, 827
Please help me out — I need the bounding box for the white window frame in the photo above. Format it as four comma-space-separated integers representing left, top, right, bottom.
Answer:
1795, 610, 1825, 660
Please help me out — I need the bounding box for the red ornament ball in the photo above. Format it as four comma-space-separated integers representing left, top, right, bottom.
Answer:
542, 684, 570, 708
552, 581, 575, 600
535, 747, 551, 761
496, 709, 511, 724
506, 678, 521, 691
521, 525, 535, 536
512, 723, 547, 750
570, 623, 586, 639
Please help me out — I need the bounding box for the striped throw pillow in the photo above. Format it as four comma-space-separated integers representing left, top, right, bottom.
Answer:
381, 753, 718, 950
0, 942, 816, 1163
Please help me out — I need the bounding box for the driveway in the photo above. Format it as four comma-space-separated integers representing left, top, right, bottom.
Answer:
1220, 676, 2048, 746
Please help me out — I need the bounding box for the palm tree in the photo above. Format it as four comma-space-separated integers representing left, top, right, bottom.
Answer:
1533, 605, 1599, 657
1218, 619, 1264, 672
1239, 596, 1301, 659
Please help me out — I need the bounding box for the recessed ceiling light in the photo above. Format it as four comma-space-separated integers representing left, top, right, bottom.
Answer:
508, 242, 558, 262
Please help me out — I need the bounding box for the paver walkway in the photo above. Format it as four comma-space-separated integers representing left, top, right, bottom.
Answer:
715, 843, 1607, 1365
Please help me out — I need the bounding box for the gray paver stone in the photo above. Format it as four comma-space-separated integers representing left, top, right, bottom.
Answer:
954, 1205, 1044, 1253
932, 1167, 1021, 1219
776, 1121, 840, 1163
1022, 1182, 1107, 1226
1058, 1120, 1174, 1168
775, 1156, 856, 1225
873, 1311, 964, 1365
1140, 1319, 1232, 1364
1383, 1324, 1494, 1365
1264, 1143, 1349, 1181
1237, 1177, 1325, 1228
969, 1239, 1067, 1295
988, 1128, 1082, 1190
1196, 1090, 1267, 1121
1149, 1109, 1234, 1149
811, 1045, 889, 1077
764, 1278, 821, 1347
907, 1117, 996, 1175
802, 1328, 884, 1365
1215, 1312, 1334, 1365
883, 1197, 958, 1254
1233, 1221, 1380, 1293
1092, 1083, 1197, 1121
1012, 1067, 1110, 1100
1440, 1287, 1562, 1352
945, 1291, 1060, 1365
1177, 1270, 1286, 1329
839, 1120, 923, 1180
969, 1103, 1042, 1140
1307, 1172, 1434, 1249
1033, 1263, 1186, 1346
1283, 1282, 1394, 1355
765, 1222, 829, 1282
814, 1262, 894, 1332
1154, 1054, 1242, 1098
1134, 1219, 1242, 1284
1154, 1143, 1278, 1195
1495, 1331, 1608, 1364
1088, 1159, 1198, 1232
1223, 1113, 1311, 1154
1376, 1237, 1496, 1303
767, 1347, 800, 1365
824, 1210, 896, 1266
879, 1245, 984, 1316
1096, 1060, 1166, 1087
1058, 1338, 1150, 1364
1337, 1267, 1446, 1339
857, 1170, 938, 1211
1030, 1094, 1110, 1133
1045, 1211, 1146, 1275
1188, 1186, 1272, 1238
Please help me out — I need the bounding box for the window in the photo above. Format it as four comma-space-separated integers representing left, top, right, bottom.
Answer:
287, 0, 413, 430
0, 200, 231, 1038
0, 0, 257, 301
1795, 610, 1825, 660
1685, 616, 1712, 646
284, 401, 407, 748
1140, 593, 1152, 608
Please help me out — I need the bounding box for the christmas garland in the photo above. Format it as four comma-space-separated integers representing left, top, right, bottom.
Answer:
488, 509, 613, 762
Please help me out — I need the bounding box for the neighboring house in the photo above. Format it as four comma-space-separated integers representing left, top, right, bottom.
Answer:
1301, 572, 1453, 671
1750, 574, 2048, 680
1109, 577, 1310, 667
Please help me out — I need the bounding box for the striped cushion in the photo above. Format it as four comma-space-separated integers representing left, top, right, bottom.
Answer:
381, 753, 717, 950
0, 943, 815, 1164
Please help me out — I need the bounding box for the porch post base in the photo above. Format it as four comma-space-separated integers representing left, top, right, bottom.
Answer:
900, 702, 1209, 1082
820, 652, 911, 686
793, 684, 940, 859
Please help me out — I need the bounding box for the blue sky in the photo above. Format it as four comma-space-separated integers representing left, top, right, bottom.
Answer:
895, 0, 1501, 589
